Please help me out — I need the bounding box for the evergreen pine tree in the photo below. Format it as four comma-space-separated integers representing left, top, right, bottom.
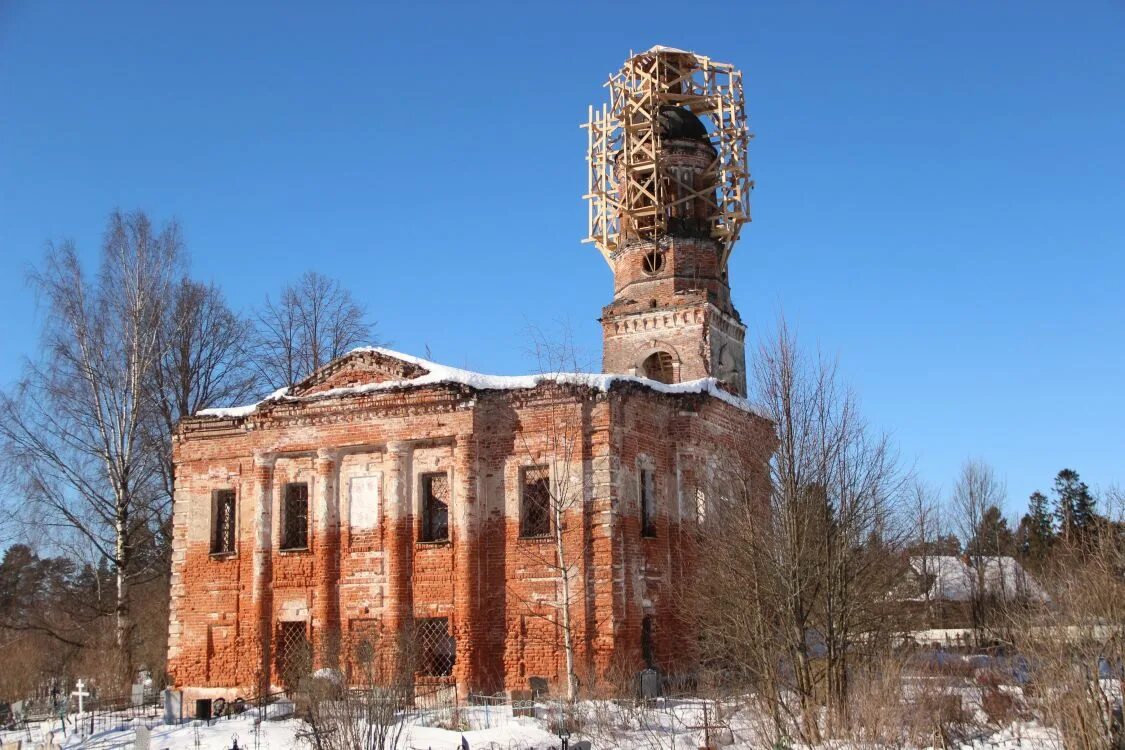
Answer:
1019, 490, 1055, 563
1053, 468, 1097, 544
967, 504, 1015, 557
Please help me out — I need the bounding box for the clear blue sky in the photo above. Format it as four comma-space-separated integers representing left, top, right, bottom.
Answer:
2, 1, 1123, 518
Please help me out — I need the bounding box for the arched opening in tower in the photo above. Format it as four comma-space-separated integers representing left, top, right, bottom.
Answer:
658, 106, 717, 239
642, 351, 676, 384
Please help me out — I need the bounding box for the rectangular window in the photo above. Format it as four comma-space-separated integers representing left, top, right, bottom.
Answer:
520, 466, 552, 538
277, 621, 311, 687
210, 489, 236, 555
416, 617, 455, 676
641, 469, 656, 538
420, 473, 449, 542
281, 482, 309, 550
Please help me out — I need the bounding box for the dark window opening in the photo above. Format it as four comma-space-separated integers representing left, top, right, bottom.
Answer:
641, 468, 657, 538
520, 466, 552, 538
281, 482, 309, 550
194, 699, 213, 720
642, 351, 675, 384
641, 615, 655, 669
416, 617, 455, 676
211, 489, 236, 555
277, 621, 311, 687
421, 473, 449, 542
642, 251, 666, 275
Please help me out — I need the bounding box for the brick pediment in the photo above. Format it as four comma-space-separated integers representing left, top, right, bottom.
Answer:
289, 349, 430, 396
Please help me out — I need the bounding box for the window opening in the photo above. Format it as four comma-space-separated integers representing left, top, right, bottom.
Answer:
416, 617, 455, 676
642, 251, 666, 275
642, 351, 675, 384
211, 489, 236, 554
520, 466, 552, 537
421, 473, 450, 542
281, 482, 309, 550
277, 621, 311, 687
641, 468, 657, 538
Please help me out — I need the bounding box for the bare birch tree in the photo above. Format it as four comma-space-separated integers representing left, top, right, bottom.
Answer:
506, 328, 595, 702
951, 458, 1006, 639
908, 480, 946, 621
254, 271, 375, 389
0, 210, 182, 672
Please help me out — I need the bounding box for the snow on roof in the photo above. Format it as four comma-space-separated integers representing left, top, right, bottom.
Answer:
196, 346, 767, 420
907, 555, 1048, 603
645, 45, 691, 55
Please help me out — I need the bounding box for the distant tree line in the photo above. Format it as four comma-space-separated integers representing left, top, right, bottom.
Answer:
0, 209, 377, 697
904, 462, 1115, 569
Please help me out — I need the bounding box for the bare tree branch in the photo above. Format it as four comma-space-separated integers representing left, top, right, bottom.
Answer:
253, 271, 376, 390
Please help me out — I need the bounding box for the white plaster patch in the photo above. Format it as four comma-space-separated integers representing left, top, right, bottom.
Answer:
349, 474, 382, 529
279, 599, 309, 621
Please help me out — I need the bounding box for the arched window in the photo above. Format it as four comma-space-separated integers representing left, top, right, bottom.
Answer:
642, 351, 676, 384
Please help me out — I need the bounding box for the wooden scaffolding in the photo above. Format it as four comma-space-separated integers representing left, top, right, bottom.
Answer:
583, 46, 753, 267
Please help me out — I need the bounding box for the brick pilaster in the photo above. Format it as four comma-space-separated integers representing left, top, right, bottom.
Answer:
451, 433, 478, 699
382, 441, 413, 674
313, 447, 341, 670
252, 452, 276, 693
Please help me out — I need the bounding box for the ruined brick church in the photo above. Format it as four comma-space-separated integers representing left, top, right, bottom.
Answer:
167, 47, 772, 705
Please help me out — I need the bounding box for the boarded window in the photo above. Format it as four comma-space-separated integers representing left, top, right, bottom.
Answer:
641, 468, 656, 538
347, 618, 381, 684
416, 617, 455, 676
420, 473, 449, 542
520, 466, 551, 537
281, 482, 309, 550
211, 489, 236, 554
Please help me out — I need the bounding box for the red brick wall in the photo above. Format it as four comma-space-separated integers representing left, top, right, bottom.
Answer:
167, 376, 771, 703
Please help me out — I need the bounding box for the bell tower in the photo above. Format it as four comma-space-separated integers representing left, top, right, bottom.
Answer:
583, 46, 753, 396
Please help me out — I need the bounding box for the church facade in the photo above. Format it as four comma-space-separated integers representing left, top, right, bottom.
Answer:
166, 46, 772, 704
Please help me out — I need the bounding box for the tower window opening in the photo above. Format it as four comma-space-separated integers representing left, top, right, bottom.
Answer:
642, 351, 676, 384
640, 468, 657, 538
642, 251, 665, 275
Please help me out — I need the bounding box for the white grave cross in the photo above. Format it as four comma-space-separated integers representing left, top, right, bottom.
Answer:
71, 679, 89, 714
72, 679, 90, 735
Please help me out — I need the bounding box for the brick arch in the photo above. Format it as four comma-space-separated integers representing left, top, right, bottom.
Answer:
631, 343, 682, 384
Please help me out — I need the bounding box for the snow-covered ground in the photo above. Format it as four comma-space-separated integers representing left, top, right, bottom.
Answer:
2, 699, 1062, 749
